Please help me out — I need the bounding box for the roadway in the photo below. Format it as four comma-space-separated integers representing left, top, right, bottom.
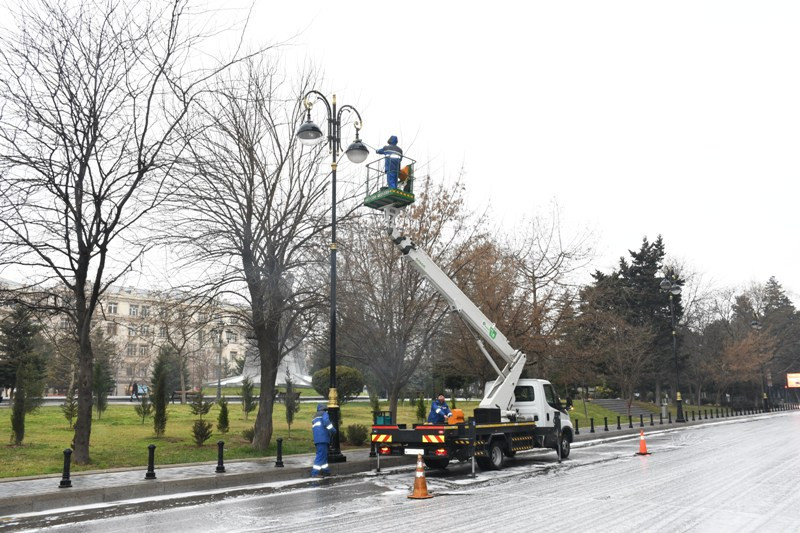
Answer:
9, 411, 800, 532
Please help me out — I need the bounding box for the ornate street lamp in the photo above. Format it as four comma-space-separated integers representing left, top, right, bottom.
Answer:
660, 276, 685, 423
295, 91, 368, 463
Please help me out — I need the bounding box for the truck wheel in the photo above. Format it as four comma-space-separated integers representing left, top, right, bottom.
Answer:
423, 457, 450, 469
486, 440, 505, 470
558, 433, 571, 459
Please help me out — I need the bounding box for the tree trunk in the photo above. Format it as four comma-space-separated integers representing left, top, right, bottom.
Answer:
252, 319, 280, 452
655, 381, 661, 406
72, 311, 94, 464
388, 389, 399, 423
179, 371, 187, 405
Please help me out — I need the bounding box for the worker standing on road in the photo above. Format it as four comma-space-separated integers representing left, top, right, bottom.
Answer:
376, 135, 403, 188
427, 393, 453, 424
311, 403, 337, 477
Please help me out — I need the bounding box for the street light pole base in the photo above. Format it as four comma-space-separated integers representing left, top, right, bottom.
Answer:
676, 399, 686, 423
328, 451, 347, 464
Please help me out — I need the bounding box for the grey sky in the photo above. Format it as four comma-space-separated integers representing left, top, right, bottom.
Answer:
244, 1, 800, 302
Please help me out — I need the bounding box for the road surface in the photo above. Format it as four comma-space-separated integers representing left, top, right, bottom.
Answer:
9, 412, 800, 532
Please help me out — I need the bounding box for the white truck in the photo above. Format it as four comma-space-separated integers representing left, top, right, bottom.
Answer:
370, 205, 573, 471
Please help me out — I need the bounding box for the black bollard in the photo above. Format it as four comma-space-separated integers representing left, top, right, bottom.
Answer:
616, 416, 621, 430
659, 413, 663, 425
575, 419, 580, 435
668, 411, 672, 423
692, 410, 695, 421
145, 444, 156, 480
216, 441, 226, 473
639, 414, 644, 428
590, 418, 595, 433
604, 417, 609, 431
704, 409, 708, 420
275, 437, 284, 468
650, 413, 654, 426
628, 415, 633, 429
716, 408, 720, 418
59, 448, 72, 488
369, 440, 377, 458
710, 409, 713, 419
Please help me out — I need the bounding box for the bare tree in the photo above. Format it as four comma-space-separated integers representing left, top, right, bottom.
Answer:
0, 0, 257, 463
337, 176, 484, 419
168, 58, 334, 450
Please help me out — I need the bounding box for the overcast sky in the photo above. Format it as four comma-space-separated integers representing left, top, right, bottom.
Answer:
236, 0, 800, 303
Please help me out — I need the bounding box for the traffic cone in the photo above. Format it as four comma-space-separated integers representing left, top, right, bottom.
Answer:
635, 430, 651, 456
408, 454, 433, 499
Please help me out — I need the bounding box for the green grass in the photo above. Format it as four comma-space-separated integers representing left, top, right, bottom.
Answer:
568, 399, 730, 430
0, 399, 478, 479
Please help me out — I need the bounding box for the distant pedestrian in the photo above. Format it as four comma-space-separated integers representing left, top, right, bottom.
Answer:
311, 403, 337, 477
131, 381, 139, 401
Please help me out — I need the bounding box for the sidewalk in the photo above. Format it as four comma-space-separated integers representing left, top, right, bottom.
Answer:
0, 447, 412, 517
0, 409, 793, 517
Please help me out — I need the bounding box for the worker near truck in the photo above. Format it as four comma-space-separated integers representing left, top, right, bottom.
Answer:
311, 403, 337, 477
427, 393, 453, 424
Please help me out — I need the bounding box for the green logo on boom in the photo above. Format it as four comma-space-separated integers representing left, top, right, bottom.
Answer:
489, 327, 497, 339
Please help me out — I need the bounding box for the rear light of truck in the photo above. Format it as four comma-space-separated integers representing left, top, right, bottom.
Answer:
434, 448, 447, 457
379, 446, 392, 455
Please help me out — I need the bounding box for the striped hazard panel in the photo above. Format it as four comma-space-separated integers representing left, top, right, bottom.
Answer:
372, 434, 392, 443
422, 434, 445, 444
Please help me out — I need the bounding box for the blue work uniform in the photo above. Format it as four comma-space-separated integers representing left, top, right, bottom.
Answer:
427, 399, 452, 424
376, 136, 403, 189
311, 403, 337, 476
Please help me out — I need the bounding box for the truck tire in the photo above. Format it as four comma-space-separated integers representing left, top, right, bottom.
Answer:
483, 440, 505, 470
557, 432, 571, 459
423, 457, 450, 469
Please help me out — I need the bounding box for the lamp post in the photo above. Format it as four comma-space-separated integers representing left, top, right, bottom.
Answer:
660, 276, 685, 423
750, 320, 770, 412
296, 91, 368, 463
213, 323, 227, 402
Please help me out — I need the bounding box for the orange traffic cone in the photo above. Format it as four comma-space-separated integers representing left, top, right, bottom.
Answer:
408, 454, 433, 499
635, 430, 651, 456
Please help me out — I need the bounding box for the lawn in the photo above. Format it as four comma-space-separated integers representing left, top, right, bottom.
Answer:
0, 399, 478, 479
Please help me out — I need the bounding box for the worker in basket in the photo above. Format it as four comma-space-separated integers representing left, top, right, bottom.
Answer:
427, 393, 453, 424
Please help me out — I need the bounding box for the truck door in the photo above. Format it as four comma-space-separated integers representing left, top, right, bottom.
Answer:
513, 384, 538, 421
542, 383, 562, 428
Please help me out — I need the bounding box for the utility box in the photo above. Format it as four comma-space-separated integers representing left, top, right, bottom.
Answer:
374, 411, 393, 425
661, 399, 668, 419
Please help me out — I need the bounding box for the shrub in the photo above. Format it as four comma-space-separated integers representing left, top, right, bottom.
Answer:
345, 424, 368, 446
217, 398, 230, 434
191, 419, 213, 446
369, 391, 380, 413
241, 425, 255, 443
311, 366, 364, 403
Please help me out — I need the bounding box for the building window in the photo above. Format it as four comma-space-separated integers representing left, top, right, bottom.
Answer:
107, 323, 118, 336
59, 317, 71, 330
126, 344, 136, 357
126, 366, 134, 377
139, 345, 148, 357
141, 306, 150, 317
140, 325, 151, 337
107, 302, 118, 315
128, 325, 137, 337
197, 330, 204, 344
129, 304, 139, 317
158, 326, 167, 338
226, 331, 238, 343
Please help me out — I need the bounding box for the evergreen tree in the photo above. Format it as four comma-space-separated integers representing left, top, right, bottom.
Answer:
1, 306, 47, 445
92, 355, 115, 419
134, 391, 153, 425
189, 392, 213, 417
284, 370, 301, 438
189, 387, 213, 446
151, 347, 171, 437
217, 398, 229, 434
416, 394, 427, 422
241, 376, 257, 420
62, 387, 78, 429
